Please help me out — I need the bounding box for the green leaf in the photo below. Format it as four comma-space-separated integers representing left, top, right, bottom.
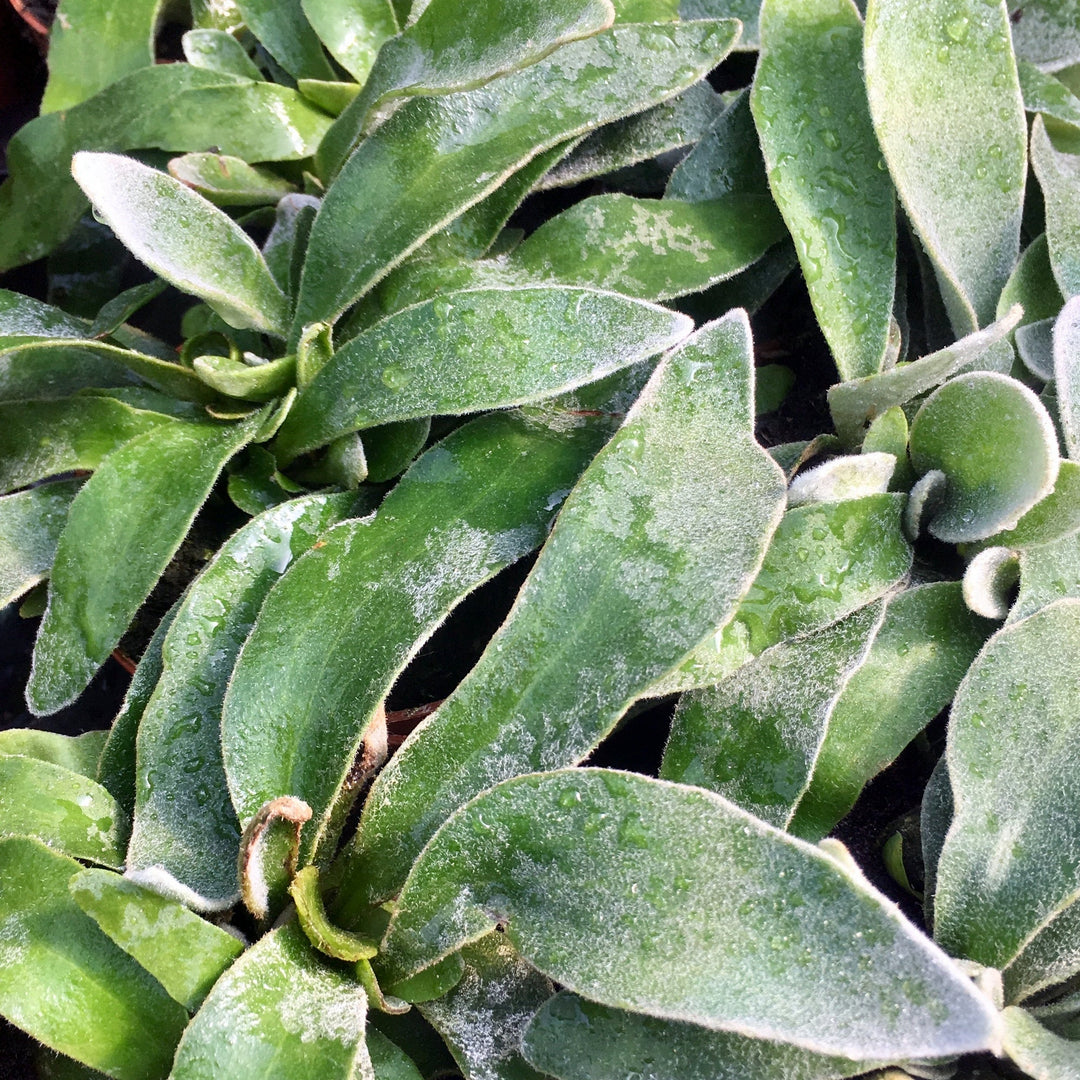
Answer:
786, 454, 896, 506
538, 81, 725, 191
298, 79, 362, 115
68, 869, 244, 1011
168, 153, 296, 207
233, 0, 335, 79
663, 494, 912, 695
343, 312, 787, 907
169, 922, 372, 1080
274, 286, 691, 462
753, 0, 896, 380
0, 287, 98, 342
193, 352, 297, 401
0, 478, 83, 605
301, 0, 398, 82
41, 0, 160, 112
1005, 895, 1080, 1004
1002, 1006, 1080, 1080
296, 21, 741, 330
73, 153, 290, 337
28, 415, 259, 715
508, 194, 786, 302
362, 419, 430, 482
223, 411, 610, 866
998, 234, 1065, 328
934, 600, 1080, 970
1055, 295, 1080, 460
1016, 317, 1056, 381
0, 756, 125, 866
97, 602, 179, 818
865, 0, 1026, 332
963, 546, 1022, 619
181, 28, 264, 78
367, 1028, 424, 1080
126, 493, 354, 909
315, 0, 616, 179
381, 769, 1000, 1061
1012, 529, 1080, 623
1009, 2, 1080, 71
681, 0, 762, 48
970, 461, 1080, 553
0, 728, 106, 779
789, 582, 993, 841
0, 396, 178, 495
909, 372, 1060, 543
662, 603, 885, 828
1020, 59, 1080, 125
0, 64, 332, 271
828, 305, 1023, 445
523, 992, 874, 1080
921, 754, 953, 931
0, 838, 188, 1080
1031, 114, 1080, 300
416, 936, 552, 1080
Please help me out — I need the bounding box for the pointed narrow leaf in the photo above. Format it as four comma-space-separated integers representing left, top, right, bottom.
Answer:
0, 728, 106, 779
935, 600, 1080, 969
344, 312, 787, 906
224, 411, 611, 864
1002, 1006, 1080, 1080
41, 0, 160, 112
301, 0, 398, 82
296, 21, 741, 330
0, 838, 188, 1080
126, 493, 355, 909
28, 415, 259, 715
662, 603, 885, 829
382, 769, 999, 1061
169, 922, 372, 1080
828, 305, 1023, 444
508, 194, 786, 301
315, 0, 616, 178
69, 869, 243, 1011
909, 372, 1060, 543
233, 0, 335, 79
417, 937, 553, 1080
753, 0, 896, 380
0, 478, 82, 605
0, 757, 124, 866
790, 583, 992, 841
865, 0, 1026, 331
274, 287, 691, 461
73, 154, 289, 336
523, 992, 875, 1080
663, 493, 912, 695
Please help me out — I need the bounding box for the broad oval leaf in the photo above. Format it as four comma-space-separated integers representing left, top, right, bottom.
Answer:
181, 29, 264, 79
0, 756, 125, 866
73, 153, 290, 337
786, 454, 895, 506
523, 992, 876, 1080
295, 21, 741, 331
753, 0, 896, 381
508, 193, 786, 302
68, 869, 243, 1011
908, 372, 1060, 543
274, 286, 691, 462
864, 0, 1026, 331
169, 922, 372, 1080
301, 0, 399, 83
381, 768, 1000, 1062
934, 599, 1080, 970
315, 0, 617, 178
126, 492, 357, 909
27, 414, 259, 715
342, 312, 788, 909
224, 411, 611, 865
0, 837, 188, 1080
0, 478, 82, 606
971, 460, 1080, 553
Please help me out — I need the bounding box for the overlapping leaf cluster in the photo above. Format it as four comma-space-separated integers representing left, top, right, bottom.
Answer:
2, 0, 1080, 1077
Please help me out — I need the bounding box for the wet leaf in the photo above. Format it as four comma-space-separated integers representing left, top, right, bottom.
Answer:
169, 922, 372, 1080
68, 869, 243, 1011
382, 768, 999, 1062
0, 478, 83, 605
753, 0, 896, 380
27, 414, 260, 715
971, 461, 1080, 553
0, 838, 188, 1080
73, 153, 290, 337
296, 21, 740, 330
224, 411, 610, 867
344, 313, 787, 907
1031, 114, 1080, 299
301, 0, 398, 82
168, 153, 296, 207
0, 728, 106, 779
181, 29, 264, 79
274, 286, 691, 462
1009, 2, 1080, 72
1012, 529, 1080, 623
126, 493, 355, 909
908, 372, 1060, 542
865, 0, 1026, 332
233, 0, 335, 79
935, 600, 1080, 970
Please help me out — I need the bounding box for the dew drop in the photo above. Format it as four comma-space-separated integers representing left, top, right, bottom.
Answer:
381, 365, 413, 391
945, 14, 970, 41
